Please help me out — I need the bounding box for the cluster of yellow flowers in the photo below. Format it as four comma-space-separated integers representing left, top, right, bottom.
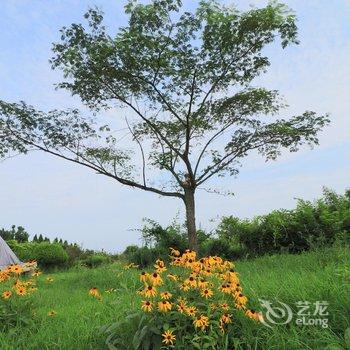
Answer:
137, 249, 263, 346
0, 262, 40, 300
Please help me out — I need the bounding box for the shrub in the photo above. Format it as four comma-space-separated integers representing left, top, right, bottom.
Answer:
103, 250, 262, 349
201, 238, 247, 260
123, 246, 161, 268
33, 243, 68, 268
217, 188, 350, 257
83, 254, 110, 268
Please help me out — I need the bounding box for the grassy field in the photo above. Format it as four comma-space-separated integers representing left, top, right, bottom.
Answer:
0, 246, 349, 349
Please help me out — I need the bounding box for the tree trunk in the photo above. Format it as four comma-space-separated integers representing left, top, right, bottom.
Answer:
184, 188, 198, 252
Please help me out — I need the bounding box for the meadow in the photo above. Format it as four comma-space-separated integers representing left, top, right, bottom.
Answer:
0, 246, 349, 350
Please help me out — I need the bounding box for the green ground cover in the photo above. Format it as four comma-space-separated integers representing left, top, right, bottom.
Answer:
0, 246, 349, 349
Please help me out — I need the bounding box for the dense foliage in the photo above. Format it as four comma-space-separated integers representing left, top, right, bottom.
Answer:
0, 225, 29, 243
217, 187, 350, 257
124, 188, 350, 265
0, 230, 115, 269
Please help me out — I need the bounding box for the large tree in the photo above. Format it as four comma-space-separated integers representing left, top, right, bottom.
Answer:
0, 0, 329, 251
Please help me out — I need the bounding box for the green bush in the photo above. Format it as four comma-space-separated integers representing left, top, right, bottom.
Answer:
82, 254, 110, 268
33, 242, 68, 267
9, 242, 68, 268
217, 188, 350, 257
201, 238, 246, 260
7, 240, 36, 261
123, 246, 161, 268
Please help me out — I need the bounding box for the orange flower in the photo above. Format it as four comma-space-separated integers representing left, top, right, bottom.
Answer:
143, 285, 157, 298
158, 300, 172, 312
220, 313, 232, 325
200, 288, 213, 299
184, 276, 197, 288
193, 315, 209, 330
11, 264, 24, 275
185, 306, 197, 317
176, 300, 187, 314
154, 259, 167, 273
139, 272, 148, 283
160, 291, 172, 300
245, 309, 263, 322
167, 273, 178, 281
141, 300, 153, 312
15, 287, 27, 296
149, 272, 163, 286
221, 303, 230, 311
162, 330, 176, 345
180, 283, 190, 292
89, 287, 101, 298
169, 247, 180, 257
2, 290, 12, 300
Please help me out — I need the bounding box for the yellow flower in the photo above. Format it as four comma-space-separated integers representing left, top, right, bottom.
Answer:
2, 290, 12, 300
202, 269, 212, 277
221, 303, 230, 311
209, 303, 217, 310
197, 278, 208, 289
220, 313, 232, 325
48, 310, 57, 317
158, 300, 172, 312
162, 330, 176, 345
220, 284, 232, 294
235, 293, 248, 307
28, 287, 38, 294
149, 272, 163, 286
167, 273, 178, 281
160, 291, 172, 300
32, 270, 42, 277
184, 276, 197, 288
180, 283, 190, 292
124, 263, 139, 270
193, 315, 209, 330
245, 309, 263, 322
169, 247, 180, 257
89, 287, 101, 298
46, 277, 54, 283
154, 259, 167, 273
15, 287, 27, 296
185, 306, 197, 317
0, 271, 9, 282
144, 285, 157, 298
200, 288, 213, 299
139, 272, 148, 283
141, 300, 153, 312
176, 300, 187, 314
11, 264, 24, 275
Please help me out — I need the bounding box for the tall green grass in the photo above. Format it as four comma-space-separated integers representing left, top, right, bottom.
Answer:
0, 246, 349, 349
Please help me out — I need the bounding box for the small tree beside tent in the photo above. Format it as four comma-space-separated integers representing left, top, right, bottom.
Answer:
0, 0, 329, 251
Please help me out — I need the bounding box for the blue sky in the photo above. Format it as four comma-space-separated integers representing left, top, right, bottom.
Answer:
0, 0, 349, 252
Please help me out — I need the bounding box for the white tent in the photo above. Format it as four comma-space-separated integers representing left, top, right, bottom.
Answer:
0, 235, 21, 270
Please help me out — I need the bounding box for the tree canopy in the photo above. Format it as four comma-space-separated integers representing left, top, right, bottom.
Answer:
0, 0, 329, 249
